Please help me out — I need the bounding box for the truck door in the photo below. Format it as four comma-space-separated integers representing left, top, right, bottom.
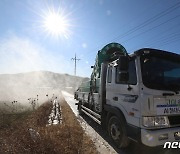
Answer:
106, 59, 140, 127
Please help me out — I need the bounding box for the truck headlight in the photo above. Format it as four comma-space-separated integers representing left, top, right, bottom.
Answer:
143, 116, 169, 128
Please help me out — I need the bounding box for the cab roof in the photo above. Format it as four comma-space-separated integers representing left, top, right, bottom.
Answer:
131, 48, 180, 61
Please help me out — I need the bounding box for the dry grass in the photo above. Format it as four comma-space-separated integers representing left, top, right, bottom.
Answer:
0, 97, 97, 154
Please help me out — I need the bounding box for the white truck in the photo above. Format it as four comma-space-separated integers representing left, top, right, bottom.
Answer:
75, 42, 180, 148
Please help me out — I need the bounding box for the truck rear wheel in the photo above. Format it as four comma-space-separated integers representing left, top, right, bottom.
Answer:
108, 116, 130, 148
77, 101, 84, 115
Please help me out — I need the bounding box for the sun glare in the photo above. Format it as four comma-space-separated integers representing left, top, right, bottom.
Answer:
43, 10, 71, 39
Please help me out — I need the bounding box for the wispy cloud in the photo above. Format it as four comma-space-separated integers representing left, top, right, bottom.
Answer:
0, 33, 73, 74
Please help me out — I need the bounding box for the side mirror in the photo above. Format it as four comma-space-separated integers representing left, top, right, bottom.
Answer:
117, 72, 129, 82
91, 66, 94, 68
118, 56, 129, 71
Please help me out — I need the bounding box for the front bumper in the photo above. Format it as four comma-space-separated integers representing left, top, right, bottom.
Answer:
141, 127, 180, 147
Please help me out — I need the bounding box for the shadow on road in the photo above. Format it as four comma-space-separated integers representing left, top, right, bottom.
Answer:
80, 114, 180, 154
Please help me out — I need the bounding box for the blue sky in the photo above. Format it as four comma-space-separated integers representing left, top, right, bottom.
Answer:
0, 0, 180, 77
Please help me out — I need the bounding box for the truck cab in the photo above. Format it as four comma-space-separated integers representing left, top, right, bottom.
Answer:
106, 48, 180, 147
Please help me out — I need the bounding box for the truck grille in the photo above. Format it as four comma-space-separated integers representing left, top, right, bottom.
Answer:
168, 115, 180, 126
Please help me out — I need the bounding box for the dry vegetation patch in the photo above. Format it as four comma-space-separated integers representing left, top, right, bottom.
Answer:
0, 97, 97, 154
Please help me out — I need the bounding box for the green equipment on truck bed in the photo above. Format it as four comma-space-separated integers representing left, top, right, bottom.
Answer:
90, 42, 128, 92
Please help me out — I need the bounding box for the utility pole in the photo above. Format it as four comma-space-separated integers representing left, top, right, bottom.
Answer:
71, 53, 80, 76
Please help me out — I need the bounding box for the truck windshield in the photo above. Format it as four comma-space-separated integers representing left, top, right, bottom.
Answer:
140, 53, 180, 91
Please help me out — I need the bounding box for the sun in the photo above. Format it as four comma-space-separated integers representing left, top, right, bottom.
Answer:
42, 9, 71, 39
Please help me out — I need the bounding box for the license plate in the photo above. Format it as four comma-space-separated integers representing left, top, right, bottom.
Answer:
156, 106, 180, 115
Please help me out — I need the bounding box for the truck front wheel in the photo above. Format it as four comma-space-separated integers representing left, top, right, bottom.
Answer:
108, 116, 130, 148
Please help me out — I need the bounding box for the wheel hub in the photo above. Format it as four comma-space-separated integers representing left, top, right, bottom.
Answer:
110, 124, 120, 140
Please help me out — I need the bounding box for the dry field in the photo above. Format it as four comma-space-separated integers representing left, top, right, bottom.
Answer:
0, 96, 97, 154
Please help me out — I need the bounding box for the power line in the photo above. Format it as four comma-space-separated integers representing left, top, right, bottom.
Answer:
111, 1, 180, 42
148, 33, 180, 47
158, 37, 180, 48
87, 0, 161, 53
121, 14, 180, 44
129, 32, 180, 52
128, 20, 180, 51
71, 53, 80, 76
85, 1, 180, 57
